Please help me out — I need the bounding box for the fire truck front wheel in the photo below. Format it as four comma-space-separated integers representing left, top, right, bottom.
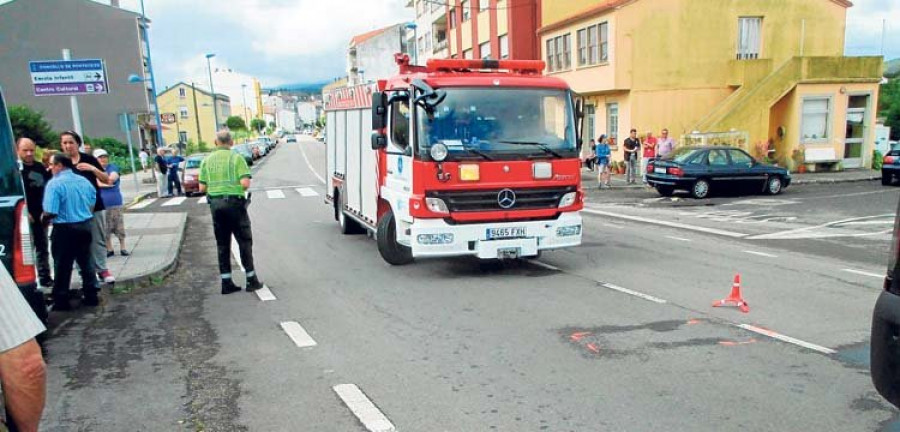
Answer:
377, 209, 413, 265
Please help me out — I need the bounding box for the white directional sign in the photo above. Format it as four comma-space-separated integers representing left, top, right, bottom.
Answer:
29, 59, 108, 96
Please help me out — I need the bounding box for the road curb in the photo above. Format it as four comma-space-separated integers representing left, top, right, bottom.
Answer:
792, 175, 881, 185
125, 191, 156, 210
114, 212, 188, 291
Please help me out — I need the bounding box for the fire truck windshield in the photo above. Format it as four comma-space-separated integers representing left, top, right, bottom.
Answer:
416, 88, 577, 161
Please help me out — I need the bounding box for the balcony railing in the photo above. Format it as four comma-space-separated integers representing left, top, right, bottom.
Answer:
434, 40, 448, 53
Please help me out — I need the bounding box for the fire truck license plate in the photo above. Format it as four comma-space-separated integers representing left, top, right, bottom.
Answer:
486, 227, 526, 240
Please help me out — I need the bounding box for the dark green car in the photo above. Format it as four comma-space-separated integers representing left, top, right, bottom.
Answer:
232, 144, 254, 166
0, 87, 43, 322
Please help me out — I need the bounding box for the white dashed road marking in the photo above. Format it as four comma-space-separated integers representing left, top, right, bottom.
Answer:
230, 238, 276, 301
162, 197, 187, 207
198, 196, 208, 204
583, 208, 749, 238
743, 250, 778, 258
266, 189, 286, 199
602, 283, 668, 304
296, 187, 319, 197
333, 384, 396, 432
280, 321, 317, 347
842, 268, 884, 279
737, 324, 836, 355
255, 286, 277, 301
530, 261, 560, 271
665, 236, 692, 242
129, 198, 157, 210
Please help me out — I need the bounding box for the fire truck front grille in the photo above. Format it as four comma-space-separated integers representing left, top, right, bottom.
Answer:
427, 187, 575, 212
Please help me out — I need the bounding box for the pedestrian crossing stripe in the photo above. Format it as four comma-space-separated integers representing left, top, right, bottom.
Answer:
296, 187, 318, 197
129, 188, 320, 210
266, 189, 286, 199
198, 196, 208, 204
130, 198, 157, 210
162, 197, 187, 207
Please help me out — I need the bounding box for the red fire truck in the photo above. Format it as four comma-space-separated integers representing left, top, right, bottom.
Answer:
324, 54, 584, 265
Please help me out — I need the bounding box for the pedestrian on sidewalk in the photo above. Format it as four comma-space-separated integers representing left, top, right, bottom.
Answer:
585, 139, 596, 172
166, 151, 185, 197
623, 129, 641, 184
0, 265, 46, 432
139, 148, 149, 173
95, 149, 128, 257
16, 138, 53, 288
42, 153, 100, 310
595, 134, 611, 188
642, 132, 657, 184
199, 130, 264, 295
154, 148, 169, 198
60, 131, 115, 284
657, 128, 675, 159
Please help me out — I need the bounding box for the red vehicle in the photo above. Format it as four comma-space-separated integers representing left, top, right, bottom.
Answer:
324, 55, 584, 265
181, 153, 208, 196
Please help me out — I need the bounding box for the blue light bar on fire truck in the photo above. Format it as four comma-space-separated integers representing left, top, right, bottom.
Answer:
425, 58, 545, 74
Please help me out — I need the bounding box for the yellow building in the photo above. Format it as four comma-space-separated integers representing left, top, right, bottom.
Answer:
157, 82, 231, 148
540, 0, 883, 171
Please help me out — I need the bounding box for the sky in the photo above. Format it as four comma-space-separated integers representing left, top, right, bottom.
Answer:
104, 0, 899, 89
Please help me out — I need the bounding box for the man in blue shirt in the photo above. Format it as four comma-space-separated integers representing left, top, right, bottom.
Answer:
42, 153, 99, 311
167, 152, 185, 197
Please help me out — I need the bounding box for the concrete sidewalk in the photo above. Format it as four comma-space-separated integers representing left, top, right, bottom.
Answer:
59, 212, 187, 292
119, 168, 159, 205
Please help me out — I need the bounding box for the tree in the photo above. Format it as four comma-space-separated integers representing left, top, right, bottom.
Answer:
225, 115, 247, 131
880, 78, 900, 140
8, 105, 58, 149
250, 118, 266, 132
268, 121, 276, 129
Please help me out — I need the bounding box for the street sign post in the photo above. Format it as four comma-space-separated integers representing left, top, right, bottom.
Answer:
30, 58, 108, 96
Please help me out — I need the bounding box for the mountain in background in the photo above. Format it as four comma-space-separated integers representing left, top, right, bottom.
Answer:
886, 58, 900, 79
264, 81, 330, 94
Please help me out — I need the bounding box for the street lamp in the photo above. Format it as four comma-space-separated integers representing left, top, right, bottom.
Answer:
137, 0, 164, 149
206, 53, 219, 133
404, 22, 418, 65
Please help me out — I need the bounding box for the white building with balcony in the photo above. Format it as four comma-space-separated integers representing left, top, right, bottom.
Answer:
406, 0, 449, 64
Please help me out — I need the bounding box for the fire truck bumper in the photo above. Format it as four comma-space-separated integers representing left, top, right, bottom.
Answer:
410, 212, 583, 259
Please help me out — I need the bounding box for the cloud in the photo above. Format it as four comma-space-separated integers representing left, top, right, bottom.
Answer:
845, 0, 900, 59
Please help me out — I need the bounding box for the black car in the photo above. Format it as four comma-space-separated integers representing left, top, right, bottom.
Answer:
872, 197, 900, 408
646, 146, 791, 199
0, 87, 43, 322
882, 149, 900, 186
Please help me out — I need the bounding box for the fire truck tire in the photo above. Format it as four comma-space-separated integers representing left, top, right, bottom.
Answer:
377, 209, 413, 265
336, 191, 364, 235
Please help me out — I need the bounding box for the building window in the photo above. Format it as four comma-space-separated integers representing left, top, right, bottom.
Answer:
480, 41, 491, 59
463, 49, 473, 59
462, 0, 470, 21
499, 34, 509, 59
801, 97, 831, 142
737, 17, 762, 60
607, 103, 619, 141
577, 24, 606, 66
178, 87, 186, 99
585, 105, 596, 142
479, 0, 489, 12
179, 106, 189, 119
546, 34, 571, 72
599, 22, 609, 62
179, 131, 188, 143
450, 10, 456, 28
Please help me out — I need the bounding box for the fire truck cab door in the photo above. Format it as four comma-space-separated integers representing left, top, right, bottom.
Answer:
383, 94, 414, 237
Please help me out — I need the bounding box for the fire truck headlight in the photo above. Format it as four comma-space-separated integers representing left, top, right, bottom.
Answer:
558, 192, 577, 208
556, 225, 582, 237
430, 143, 449, 162
425, 197, 450, 214
417, 233, 454, 245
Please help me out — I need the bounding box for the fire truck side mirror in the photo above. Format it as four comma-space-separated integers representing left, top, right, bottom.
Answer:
371, 132, 387, 150
372, 92, 388, 130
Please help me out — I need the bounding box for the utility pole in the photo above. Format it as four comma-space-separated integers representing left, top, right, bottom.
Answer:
139, 0, 165, 149
190, 83, 203, 145
206, 53, 218, 133
61, 49, 83, 137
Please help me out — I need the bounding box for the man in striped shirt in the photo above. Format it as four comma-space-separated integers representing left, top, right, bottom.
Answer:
199, 130, 263, 295
42, 153, 100, 311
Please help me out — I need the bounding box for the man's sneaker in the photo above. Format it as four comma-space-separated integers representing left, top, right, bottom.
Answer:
246, 276, 264, 292
221, 279, 242, 295
98, 270, 116, 284
82, 295, 100, 307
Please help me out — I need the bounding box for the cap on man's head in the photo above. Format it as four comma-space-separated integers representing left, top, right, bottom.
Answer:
93, 149, 109, 158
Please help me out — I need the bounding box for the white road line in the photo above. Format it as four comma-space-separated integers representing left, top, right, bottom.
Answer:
737, 324, 836, 355
602, 283, 668, 304
665, 236, 692, 242
266, 189, 286, 199
583, 208, 749, 238
162, 197, 187, 207
296, 187, 319, 197
256, 285, 277, 301
743, 250, 778, 258
197, 196, 208, 204
280, 321, 317, 347
129, 198, 156, 210
842, 268, 884, 279
230, 238, 244, 271
333, 384, 396, 432
530, 261, 560, 271
298, 142, 326, 185
600, 223, 623, 229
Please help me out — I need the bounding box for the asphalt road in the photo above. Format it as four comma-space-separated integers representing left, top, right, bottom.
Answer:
41, 136, 900, 431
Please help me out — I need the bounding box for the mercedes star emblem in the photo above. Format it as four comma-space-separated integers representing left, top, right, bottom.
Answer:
497, 189, 516, 209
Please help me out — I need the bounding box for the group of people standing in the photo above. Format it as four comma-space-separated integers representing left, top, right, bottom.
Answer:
17, 131, 126, 313
586, 128, 676, 188
149, 147, 184, 198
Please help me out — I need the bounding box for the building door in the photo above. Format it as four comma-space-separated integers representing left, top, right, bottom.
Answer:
843, 94, 870, 169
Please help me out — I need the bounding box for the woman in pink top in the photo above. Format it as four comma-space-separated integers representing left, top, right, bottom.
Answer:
642, 132, 657, 184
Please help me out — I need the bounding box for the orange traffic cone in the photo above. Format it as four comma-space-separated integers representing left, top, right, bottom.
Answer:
712, 274, 749, 313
